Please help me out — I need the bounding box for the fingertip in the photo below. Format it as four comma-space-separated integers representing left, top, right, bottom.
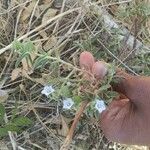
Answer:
79, 51, 95, 71
92, 61, 108, 79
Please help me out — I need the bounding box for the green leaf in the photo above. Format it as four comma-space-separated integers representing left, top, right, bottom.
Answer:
60, 86, 71, 97
27, 55, 33, 66
15, 52, 29, 68
106, 91, 119, 98
33, 54, 49, 69
0, 104, 5, 120
0, 128, 8, 137
4, 123, 20, 132
0, 123, 20, 137
24, 40, 35, 53
99, 84, 111, 92
73, 96, 82, 106
13, 40, 35, 54
12, 116, 32, 127
12, 40, 23, 52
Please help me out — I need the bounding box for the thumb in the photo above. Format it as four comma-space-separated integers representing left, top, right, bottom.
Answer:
101, 99, 130, 122
112, 70, 150, 110
100, 99, 131, 143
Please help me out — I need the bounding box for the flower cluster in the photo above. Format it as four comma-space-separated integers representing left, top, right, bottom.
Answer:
41, 85, 106, 113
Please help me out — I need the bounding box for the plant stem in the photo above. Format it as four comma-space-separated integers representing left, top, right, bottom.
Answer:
60, 100, 89, 150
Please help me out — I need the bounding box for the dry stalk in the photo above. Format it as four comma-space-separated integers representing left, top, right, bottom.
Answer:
0, 7, 81, 55
60, 100, 89, 150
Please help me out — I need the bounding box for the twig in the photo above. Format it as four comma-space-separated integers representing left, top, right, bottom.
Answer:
0, 0, 32, 15
14, 4, 25, 39
53, 0, 67, 34
31, 106, 62, 142
60, 100, 89, 150
0, 7, 81, 55
27, 0, 40, 32
98, 0, 132, 7
29, 0, 55, 28
36, 53, 81, 71
18, 146, 26, 150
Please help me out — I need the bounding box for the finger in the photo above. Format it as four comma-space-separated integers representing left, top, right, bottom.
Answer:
92, 61, 108, 79
79, 51, 95, 71
79, 51, 95, 80
111, 69, 133, 94
101, 99, 130, 121
100, 99, 131, 143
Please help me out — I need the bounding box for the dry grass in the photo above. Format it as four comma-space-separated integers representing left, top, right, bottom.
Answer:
0, 0, 149, 149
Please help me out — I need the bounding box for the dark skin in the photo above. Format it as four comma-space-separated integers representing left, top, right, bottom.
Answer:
80, 51, 150, 146
101, 71, 150, 146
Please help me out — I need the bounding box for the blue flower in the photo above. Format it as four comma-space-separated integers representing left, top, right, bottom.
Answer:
95, 99, 106, 113
63, 98, 74, 110
41, 85, 55, 97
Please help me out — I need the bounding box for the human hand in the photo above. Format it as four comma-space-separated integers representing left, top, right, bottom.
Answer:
79, 51, 150, 146
101, 70, 150, 146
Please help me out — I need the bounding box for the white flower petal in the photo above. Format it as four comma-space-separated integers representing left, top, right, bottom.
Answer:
41, 85, 55, 97
63, 98, 74, 110
95, 99, 106, 113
